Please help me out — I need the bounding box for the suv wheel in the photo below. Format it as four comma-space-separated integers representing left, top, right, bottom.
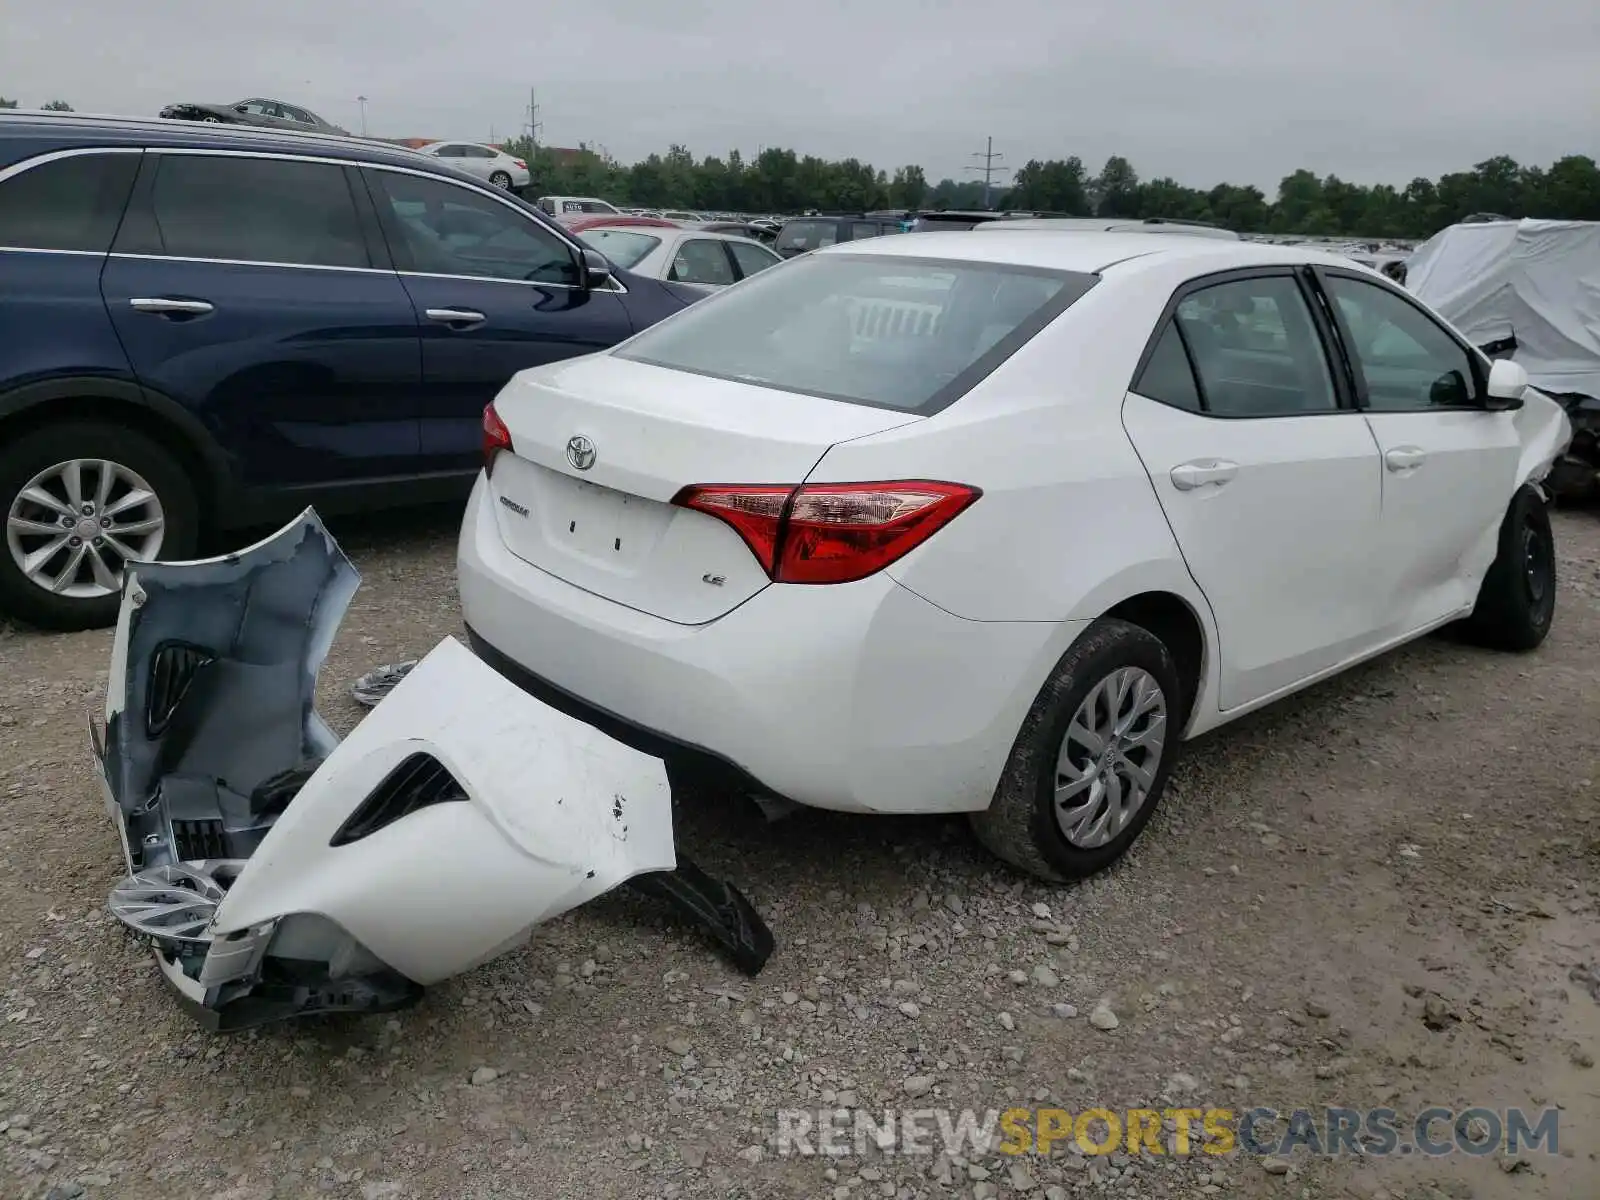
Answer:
0, 422, 199, 631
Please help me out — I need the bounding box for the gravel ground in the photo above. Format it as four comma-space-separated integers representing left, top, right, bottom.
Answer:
1, 505, 1597, 1200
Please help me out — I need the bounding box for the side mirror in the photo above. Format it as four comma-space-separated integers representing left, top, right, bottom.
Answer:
1484, 358, 1528, 410
580, 247, 614, 290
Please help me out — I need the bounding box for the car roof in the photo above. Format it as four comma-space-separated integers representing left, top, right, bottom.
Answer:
972, 217, 1238, 239
578, 224, 773, 248
0, 110, 428, 169
823, 230, 1369, 276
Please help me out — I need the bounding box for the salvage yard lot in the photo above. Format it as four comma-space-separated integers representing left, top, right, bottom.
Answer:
1, 507, 1597, 1200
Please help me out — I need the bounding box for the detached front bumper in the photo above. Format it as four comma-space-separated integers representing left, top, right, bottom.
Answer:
93, 510, 680, 1030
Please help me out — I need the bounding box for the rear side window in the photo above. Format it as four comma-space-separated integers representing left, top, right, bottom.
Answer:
0, 152, 138, 253
1133, 323, 1202, 412
133, 155, 370, 269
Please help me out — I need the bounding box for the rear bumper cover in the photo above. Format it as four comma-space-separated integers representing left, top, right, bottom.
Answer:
94, 509, 678, 1029
458, 471, 1076, 815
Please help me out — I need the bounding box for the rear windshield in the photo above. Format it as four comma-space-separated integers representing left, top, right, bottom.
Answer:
615, 253, 1097, 414
775, 220, 840, 253
562, 199, 617, 214
577, 228, 661, 269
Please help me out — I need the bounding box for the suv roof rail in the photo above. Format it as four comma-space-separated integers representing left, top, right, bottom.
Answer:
0, 109, 422, 158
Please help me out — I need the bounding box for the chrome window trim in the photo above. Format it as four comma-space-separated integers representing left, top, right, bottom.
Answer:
0, 144, 144, 186
0, 246, 111, 258
107, 251, 396, 276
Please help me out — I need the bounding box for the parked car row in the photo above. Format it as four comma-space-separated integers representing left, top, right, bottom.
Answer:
0, 111, 699, 629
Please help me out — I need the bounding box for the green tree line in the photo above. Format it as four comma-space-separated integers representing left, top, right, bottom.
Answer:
5, 96, 1596, 236
500, 139, 1600, 237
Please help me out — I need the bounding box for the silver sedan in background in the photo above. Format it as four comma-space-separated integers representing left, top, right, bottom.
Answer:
575, 224, 784, 291
413, 142, 531, 191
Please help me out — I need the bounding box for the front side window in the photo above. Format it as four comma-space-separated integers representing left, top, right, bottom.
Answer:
1323, 275, 1478, 410
616, 254, 1095, 414
0, 152, 139, 253
137, 155, 370, 268
728, 240, 781, 278
370, 171, 578, 285
236, 100, 273, 116
669, 239, 736, 285
577, 228, 661, 270
1174, 276, 1338, 417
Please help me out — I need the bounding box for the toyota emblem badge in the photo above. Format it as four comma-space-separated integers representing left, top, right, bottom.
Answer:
565, 435, 597, 471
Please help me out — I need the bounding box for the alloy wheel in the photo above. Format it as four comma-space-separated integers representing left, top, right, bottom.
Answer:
1054, 667, 1167, 849
5, 458, 166, 599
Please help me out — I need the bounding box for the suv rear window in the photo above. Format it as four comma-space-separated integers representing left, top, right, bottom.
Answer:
775, 220, 840, 254
0, 152, 139, 253
616, 253, 1097, 414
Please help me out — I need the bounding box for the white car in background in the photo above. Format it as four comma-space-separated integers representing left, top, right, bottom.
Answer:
458, 232, 1570, 882
413, 141, 530, 191
575, 223, 783, 292
535, 195, 622, 221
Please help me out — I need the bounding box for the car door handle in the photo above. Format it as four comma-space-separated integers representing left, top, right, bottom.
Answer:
1169, 459, 1239, 491
1384, 446, 1426, 472
128, 297, 214, 316
425, 307, 487, 328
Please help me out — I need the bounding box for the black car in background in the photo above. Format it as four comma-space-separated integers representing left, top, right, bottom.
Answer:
772, 213, 906, 257
160, 98, 350, 135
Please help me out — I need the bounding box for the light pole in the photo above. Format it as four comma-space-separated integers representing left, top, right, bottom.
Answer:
357, 95, 368, 137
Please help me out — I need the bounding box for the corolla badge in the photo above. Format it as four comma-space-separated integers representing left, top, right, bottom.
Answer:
566, 435, 597, 471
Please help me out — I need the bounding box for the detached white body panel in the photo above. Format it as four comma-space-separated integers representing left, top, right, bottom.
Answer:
212, 636, 674, 985
95, 510, 674, 1027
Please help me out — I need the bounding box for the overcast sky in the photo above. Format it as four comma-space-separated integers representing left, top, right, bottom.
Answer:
6, 0, 1597, 192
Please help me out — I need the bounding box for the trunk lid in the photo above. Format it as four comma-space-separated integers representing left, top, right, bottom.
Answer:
487, 354, 920, 623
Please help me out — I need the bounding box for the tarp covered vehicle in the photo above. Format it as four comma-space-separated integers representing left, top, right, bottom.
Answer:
1406, 219, 1600, 498
91, 511, 767, 1030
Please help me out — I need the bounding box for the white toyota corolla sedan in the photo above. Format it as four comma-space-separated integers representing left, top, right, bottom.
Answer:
457, 231, 1571, 881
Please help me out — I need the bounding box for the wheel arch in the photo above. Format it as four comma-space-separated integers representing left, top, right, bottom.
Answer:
0, 378, 233, 524
1099, 590, 1209, 732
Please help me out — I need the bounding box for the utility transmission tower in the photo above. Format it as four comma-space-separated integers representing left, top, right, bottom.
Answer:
526, 89, 543, 151
965, 136, 1010, 209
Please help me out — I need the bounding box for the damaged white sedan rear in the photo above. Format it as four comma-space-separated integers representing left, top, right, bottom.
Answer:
91, 511, 769, 1030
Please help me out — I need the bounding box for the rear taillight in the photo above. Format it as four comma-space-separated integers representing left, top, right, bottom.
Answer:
482, 402, 512, 470
513, 159, 527, 170
673, 481, 980, 585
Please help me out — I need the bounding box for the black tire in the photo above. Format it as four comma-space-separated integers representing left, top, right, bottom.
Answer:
971, 618, 1184, 882
1461, 484, 1555, 652
0, 422, 199, 631
489, 171, 513, 190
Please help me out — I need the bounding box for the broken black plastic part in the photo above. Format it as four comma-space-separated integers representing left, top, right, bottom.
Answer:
249, 758, 325, 818
626, 857, 774, 976
177, 967, 424, 1033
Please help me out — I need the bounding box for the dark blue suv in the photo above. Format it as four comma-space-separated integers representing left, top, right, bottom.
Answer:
0, 112, 696, 629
